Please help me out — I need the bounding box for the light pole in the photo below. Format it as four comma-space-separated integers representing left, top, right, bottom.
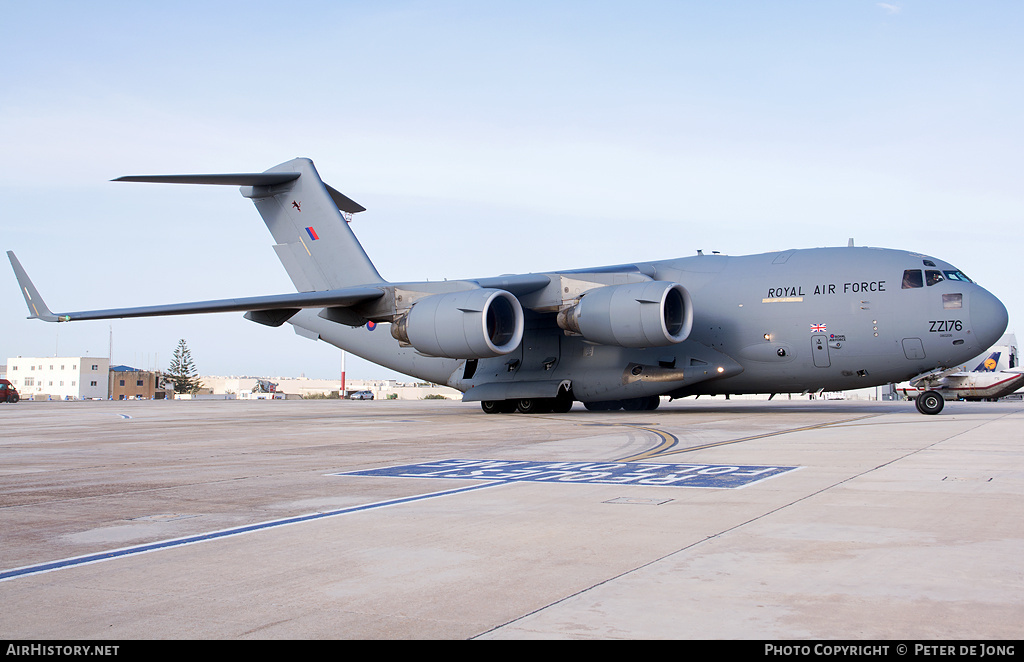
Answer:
340, 349, 346, 399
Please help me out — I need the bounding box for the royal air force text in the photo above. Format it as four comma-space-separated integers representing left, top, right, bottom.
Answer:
766, 281, 886, 299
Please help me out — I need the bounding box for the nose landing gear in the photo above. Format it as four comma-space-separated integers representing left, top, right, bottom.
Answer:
915, 390, 945, 415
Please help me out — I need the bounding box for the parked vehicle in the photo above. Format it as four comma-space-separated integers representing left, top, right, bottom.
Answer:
0, 379, 20, 403
349, 390, 374, 400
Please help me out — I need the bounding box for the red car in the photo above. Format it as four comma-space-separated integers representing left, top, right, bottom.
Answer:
0, 379, 20, 403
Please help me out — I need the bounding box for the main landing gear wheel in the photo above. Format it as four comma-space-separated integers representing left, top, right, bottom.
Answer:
481, 400, 518, 414
549, 393, 573, 413
518, 393, 575, 413
915, 390, 945, 415
481, 392, 575, 414
516, 398, 549, 414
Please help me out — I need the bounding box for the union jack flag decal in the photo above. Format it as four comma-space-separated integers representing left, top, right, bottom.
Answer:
810, 323, 827, 333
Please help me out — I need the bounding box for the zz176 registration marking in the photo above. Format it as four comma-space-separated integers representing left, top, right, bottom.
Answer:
929, 320, 963, 333
337, 459, 800, 490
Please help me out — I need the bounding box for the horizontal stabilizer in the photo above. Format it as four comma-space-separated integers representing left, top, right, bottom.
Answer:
113, 173, 366, 213
113, 173, 301, 186
323, 185, 367, 214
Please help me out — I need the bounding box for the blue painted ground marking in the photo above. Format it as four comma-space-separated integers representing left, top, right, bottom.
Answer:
0, 481, 499, 583
4, 460, 799, 583
337, 459, 800, 489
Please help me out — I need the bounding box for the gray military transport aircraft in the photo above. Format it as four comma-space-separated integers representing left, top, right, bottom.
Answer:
7, 158, 1009, 415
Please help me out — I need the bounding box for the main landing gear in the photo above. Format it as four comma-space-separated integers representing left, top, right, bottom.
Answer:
480, 393, 574, 414
914, 390, 945, 415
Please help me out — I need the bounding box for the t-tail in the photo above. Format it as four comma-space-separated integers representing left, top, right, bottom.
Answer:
9, 159, 389, 325
115, 157, 385, 291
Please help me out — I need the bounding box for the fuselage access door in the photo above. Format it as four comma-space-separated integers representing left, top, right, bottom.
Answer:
811, 334, 831, 368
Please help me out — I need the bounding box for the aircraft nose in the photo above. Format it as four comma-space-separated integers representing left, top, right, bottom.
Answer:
970, 287, 1008, 349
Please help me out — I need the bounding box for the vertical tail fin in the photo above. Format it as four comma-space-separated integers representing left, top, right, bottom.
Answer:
115, 158, 385, 292
242, 158, 384, 291
974, 352, 1000, 372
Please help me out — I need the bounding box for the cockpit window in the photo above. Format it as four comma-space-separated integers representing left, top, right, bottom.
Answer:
943, 293, 963, 309
902, 269, 923, 289
923, 260, 936, 267
925, 270, 944, 286
943, 270, 972, 283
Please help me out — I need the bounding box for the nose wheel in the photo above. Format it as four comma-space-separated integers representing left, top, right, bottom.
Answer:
915, 390, 945, 415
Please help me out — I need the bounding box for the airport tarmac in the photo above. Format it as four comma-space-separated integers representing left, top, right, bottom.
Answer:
0, 397, 1021, 640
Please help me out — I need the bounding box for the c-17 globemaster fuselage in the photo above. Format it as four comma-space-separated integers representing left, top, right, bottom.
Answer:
8, 158, 1009, 416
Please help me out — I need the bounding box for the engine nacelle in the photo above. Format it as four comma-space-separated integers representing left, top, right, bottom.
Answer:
556, 281, 692, 347
391, 288, 524, 358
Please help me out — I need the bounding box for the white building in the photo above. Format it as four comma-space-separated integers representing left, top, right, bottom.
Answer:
198, 375, 461, 400
5, 356, 110, 400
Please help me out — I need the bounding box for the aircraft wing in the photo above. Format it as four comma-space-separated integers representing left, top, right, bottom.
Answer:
7, 251, 383, 325
469, 274, 552, 296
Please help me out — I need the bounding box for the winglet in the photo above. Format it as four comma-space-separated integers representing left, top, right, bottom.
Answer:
7, 251, 59, 321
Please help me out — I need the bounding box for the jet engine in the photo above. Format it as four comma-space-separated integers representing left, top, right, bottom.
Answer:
556, 281, 693, 347
391, 288, 524, 358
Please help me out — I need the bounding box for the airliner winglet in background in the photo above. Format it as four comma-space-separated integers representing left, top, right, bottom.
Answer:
8, 157, 1010, 415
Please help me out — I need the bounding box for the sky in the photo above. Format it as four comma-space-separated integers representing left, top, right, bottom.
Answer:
2, 1, 1022, 381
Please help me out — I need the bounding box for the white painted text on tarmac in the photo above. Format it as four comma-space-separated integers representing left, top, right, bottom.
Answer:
341, 459, 799, 489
